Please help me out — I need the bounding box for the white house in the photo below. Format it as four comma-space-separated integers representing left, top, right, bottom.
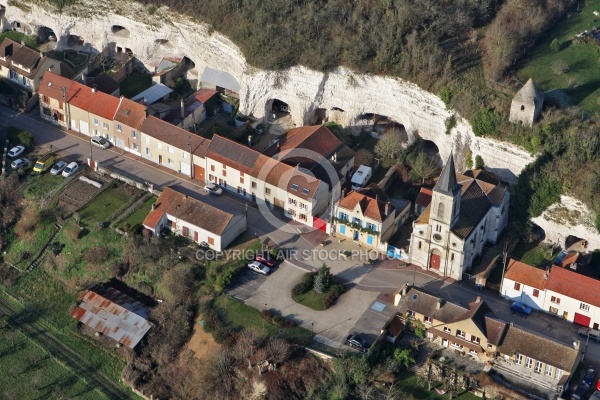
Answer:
143, 187, 246, 251
500, 259, 547, 310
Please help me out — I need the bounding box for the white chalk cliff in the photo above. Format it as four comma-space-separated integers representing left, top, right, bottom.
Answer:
1, 0, 535, 185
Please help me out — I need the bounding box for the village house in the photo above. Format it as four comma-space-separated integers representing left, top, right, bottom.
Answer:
87, 72, 120, 96
333, 189, 409, 249
142, 186, 246, 251
500, 259, 548, 310
113, 97, 147, 156
165, 88, 219, 129
70, 280, 154, 349
495, 323, 580, 395
393, 285, 507, 361
408, 154, 509, 280
38, 72, 73, 127
0, 38, 62, 94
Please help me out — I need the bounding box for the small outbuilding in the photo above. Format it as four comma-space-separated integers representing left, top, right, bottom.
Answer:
509, 78, 544, 127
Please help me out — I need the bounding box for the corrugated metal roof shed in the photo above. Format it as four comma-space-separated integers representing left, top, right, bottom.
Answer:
70, 287, 152, 349
131, 83, 173, 105
201, 67, 240, 92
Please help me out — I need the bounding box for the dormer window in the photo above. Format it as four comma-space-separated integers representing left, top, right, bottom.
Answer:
302, 188, 310, 195
291, 184, 298, 191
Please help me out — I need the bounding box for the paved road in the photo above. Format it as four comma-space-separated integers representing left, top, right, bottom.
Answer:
0, 296, 133, 400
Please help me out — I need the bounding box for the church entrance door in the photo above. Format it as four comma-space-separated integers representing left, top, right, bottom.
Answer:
429, 251, 441, 270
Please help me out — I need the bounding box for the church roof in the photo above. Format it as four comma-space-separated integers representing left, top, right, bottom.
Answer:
513, 78, 543, 104
433, 153, 460, 196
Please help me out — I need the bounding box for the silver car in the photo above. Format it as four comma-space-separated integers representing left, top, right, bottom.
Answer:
247, 261, 270, 275
50, 161, 67, 175
204, 182, 224, 196
11, 158, 29, 169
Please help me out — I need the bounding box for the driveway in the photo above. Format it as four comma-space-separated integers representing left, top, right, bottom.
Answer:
226, 268, 268, 301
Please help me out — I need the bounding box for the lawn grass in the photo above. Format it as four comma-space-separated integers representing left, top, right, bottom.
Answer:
214, 296, 313, 341
511, 241, 552, 266
79, 187, 132, 224
119, 196, 155, 230
292, 289, 328, 311
23, 171, 68, 202
395, 370, 482, 399
517, 0, 600, 112
0, 322, 107, 399
120, 72, 152, 98
0, 30, 38, 49
4, 215, 56, 269
3, 270, 127, 384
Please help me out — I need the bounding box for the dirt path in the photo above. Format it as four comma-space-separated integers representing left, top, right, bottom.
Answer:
187, 317, 221, 360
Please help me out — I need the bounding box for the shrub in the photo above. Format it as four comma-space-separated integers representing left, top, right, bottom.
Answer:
272, 316, 281, 326
439, 87, 453, 108
475, 155, 485, 169
444, 114, 456, 135
8, 127, 34, 148
292, 272, 314, 296
314, 265, 332, 294
84, 246, 110, 264
260, 309, 274, 322
472, 108, 500, 137
465, 150, 473, 169
414, 327, 425, 338
550, 38, 560, 52
323, 292, 336, 309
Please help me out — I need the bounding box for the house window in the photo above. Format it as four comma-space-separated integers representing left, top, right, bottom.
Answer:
222, 170, 226, 177
302, 188, 310, 195
580, 303, 590, 312
545, 364, 553, 377
443, 327, 451, 333
456, 330, 466, 339
300, 214, 307, 221
451, 342, 464, 351
418, 241, 422, 250
145, 148, 151, 156
237, 186, 242, 194
168, 158, 174, 166
471, 335, 480, 344
551, 296, 560, 304
525, 357, 532, 369
556, 369, 563, 380
102, 122, 109, 130
145, 136, 150, 144
288, 198, 297, 206
208, 174, 215, 181
168, 146, 174, 154
182, 152, 187, 159
211, 165, 215, 172
450, 253, 454, 261
93, 118, 99, 126
288, 209, 296, 216
469, 349, 478, 356
339, 212, 349, 221
240, 176, 244, 184
514, 282, 521, 291
265, 187, 271, 195
207, 237, 214, 245
407, 310, 415, 318
116, 123, 122, 131
534, 361, 542, 374
291, 184, 299, 191
424, 316, 433, 325
354, 218, 362, 227
533, 289, 539, 298
515, 353, 523, 364
549, 306, 558, 314
182, 226, 189, 237
131, 130, 137, 138
300, 203, 307, 210
131, 143, 138, 151
252, 182, 257, 189
487, 343, 493, 349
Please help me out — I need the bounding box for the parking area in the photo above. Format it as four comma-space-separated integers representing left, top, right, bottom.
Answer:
226, 268, 269, 301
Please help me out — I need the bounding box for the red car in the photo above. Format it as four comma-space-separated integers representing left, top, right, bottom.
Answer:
254, 254, 276, 268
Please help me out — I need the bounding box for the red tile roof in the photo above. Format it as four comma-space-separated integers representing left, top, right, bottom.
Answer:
140, 116, 210, 157
193, 88, 219, 103
143, 187, 241, 235
337, 190, 393, 222
114, 97, 147, 130
546, 266, 600, 307
504, 259, 547, 290
272, 125, 342, 158
39, 71, 74, 100
89, 92, 120, 120
415, 187, 433, 207
142, 209, 164, 231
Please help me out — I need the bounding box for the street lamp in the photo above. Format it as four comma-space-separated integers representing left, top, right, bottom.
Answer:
188, 136, 193, 179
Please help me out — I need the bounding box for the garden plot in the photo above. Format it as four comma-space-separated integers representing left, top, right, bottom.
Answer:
56, 174, 112, 217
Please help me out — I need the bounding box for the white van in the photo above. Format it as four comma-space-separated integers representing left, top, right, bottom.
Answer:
91, 136, 111, 149
351, 165, 372, 191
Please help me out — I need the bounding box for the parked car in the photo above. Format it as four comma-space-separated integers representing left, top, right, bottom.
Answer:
62, 162, 79, 177
247, 261, 270, 275
7, 145, 25, 158
50, 161, 68, 175
584, 366, 598, 386
204, 182, 224, 196
572, 384, 589, 400
510, 301, 532, 316
33, 153, 55, 173
346, 334, 370, 352
10, 158, 29, 169
255, 253, 276, 268
91, 136, 111, 149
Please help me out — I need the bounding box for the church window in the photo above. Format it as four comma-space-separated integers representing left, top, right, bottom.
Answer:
437, 202, 445, 219
520, 105, 525, 111
451, 253, 454, 261
418, 241, 422, 250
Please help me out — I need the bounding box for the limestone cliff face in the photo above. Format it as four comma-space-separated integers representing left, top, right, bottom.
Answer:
2, 0, 533, 183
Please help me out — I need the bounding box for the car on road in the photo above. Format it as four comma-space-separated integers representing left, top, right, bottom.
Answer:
346, 334, 370, 352
50, 161, 68, 175
204, 182, 224, 196
510, 301, 532, 316
247, 261, 270, 275
572, 384, 589, 400
7, 145, 25, 158
62, 162, 79, 177
255, 253, 276, 268
91, 136, 111, 149
10, 158, 29, 169
584, 366, 598, 386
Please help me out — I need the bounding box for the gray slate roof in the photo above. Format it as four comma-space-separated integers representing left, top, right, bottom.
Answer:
434, 152, 460, 196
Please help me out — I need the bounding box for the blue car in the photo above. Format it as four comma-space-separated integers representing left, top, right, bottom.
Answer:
511, 301, 532, 316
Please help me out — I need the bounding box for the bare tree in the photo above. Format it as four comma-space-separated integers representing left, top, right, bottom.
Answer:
410, 152, 439, 184
235, 328, 261, 368
375, 130, 404, 168
266, 338, 291, 370
356, 382, 376, 400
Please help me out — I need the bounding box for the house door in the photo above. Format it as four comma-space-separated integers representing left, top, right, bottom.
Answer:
194, 231, 198, 243
563, 311, 569, 320
158, 155, 163, 165
574, 313, 591, 327
193, 165, 205, 182
429, 251, 441, 270
353, 230, 359, 240
79, 121, 89, 135
594, 323, 599, 330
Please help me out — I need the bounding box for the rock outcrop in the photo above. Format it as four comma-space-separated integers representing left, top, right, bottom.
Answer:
2, 0, 534, 183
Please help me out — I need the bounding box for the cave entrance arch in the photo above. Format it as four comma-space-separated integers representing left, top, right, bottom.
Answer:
37, 26, 57, 42
355, 112, 408, 142
66, 33, 84, 47
421, 139, 441, 166
266, 98, 293, 132
111, 25, 130, 38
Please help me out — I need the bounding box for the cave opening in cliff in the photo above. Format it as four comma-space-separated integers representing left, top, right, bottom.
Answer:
421, 139, 440, 159
266, 99, 293, 129
0, 4, 5, 19
356, 113, 406, 140
111, 25, 130, 38
37, 26, 57, 43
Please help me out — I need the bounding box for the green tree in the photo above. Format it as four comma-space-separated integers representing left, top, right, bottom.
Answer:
410, 152, 439, 184
550, 38, 560, 52
393, 348, 415, 369
475, 155, 485, 169
374, 130, 404, 168
445, 114, 456, 135
314, 264, 332, 294
465, 150, 473, 169
472, 108, 500, 137
439, 87, 454, 109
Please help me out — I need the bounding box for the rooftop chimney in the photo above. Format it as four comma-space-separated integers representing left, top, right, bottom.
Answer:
475, 296, 481, 303
401, 284, 409, 296
332, 152, 337, 162
385, 202, 390, 216
20, 40, 25, 46
574, 340, 580, 350
180, 98, 185, 119
436, 299, 443, 309
151, 203, 156, 211
92, 84, 97, 93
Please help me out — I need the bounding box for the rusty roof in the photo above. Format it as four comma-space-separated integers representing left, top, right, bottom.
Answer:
337, 190, 393, 222
70, 286, 152, 349
415, 187, 433, 208
504, 259, 548, 290
192, 88, 219, 103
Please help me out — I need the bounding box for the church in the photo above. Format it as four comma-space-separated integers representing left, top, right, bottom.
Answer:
408, 153, 509, 280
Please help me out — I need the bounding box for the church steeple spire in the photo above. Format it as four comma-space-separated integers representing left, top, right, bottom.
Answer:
434, 152, 459, 196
